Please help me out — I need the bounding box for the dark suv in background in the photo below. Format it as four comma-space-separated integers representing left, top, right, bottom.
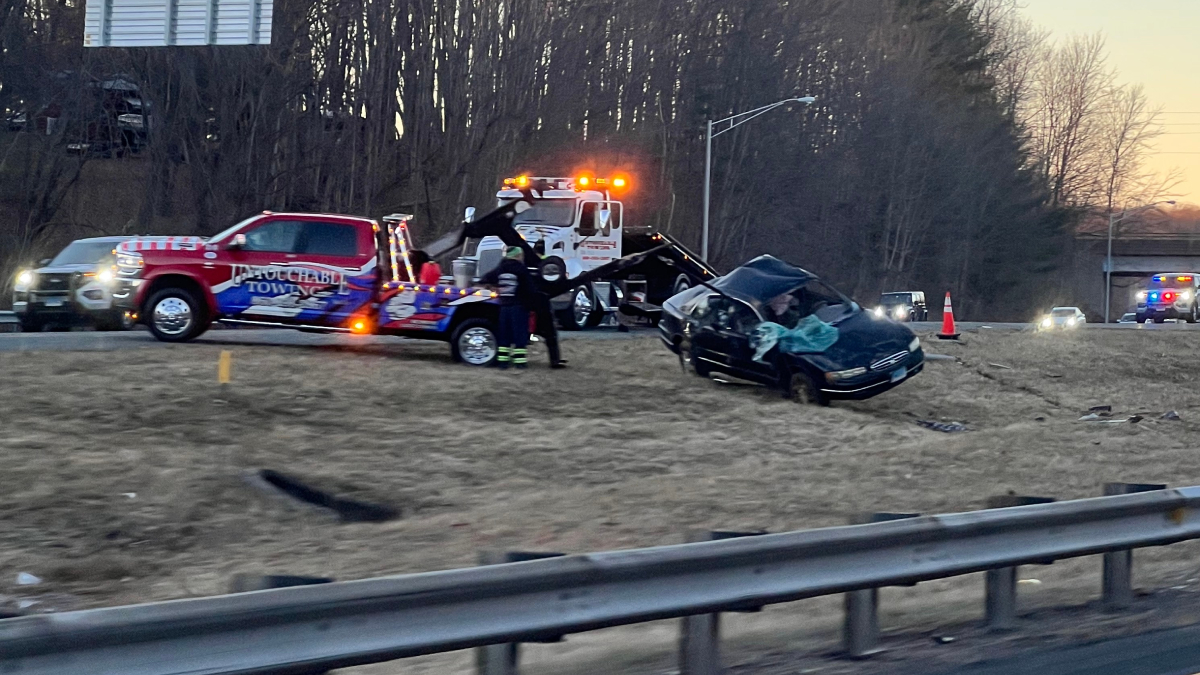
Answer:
874, 291, 928, 322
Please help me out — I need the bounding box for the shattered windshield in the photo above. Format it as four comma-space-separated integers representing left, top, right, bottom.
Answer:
792, 280, 855, 324
512, 200, 576, 227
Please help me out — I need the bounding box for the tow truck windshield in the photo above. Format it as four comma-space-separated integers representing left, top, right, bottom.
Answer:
512, 200, 576, 227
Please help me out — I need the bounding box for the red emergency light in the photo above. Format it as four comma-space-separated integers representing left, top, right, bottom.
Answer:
1164, 291, 1176, 302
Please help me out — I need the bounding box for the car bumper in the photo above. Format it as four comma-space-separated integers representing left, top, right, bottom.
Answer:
1139, 305, 1188, 319
112, 278, 144, 310
820, 353, 925, 400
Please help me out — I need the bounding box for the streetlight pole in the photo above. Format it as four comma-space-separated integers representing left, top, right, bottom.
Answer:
702, 96, 816, 262
1106, 200, 1175, 323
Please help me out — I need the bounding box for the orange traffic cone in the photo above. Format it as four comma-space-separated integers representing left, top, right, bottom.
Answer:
938, 292, 960, 340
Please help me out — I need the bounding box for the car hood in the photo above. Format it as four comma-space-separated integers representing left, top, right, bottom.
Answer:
34, 263, 102, 274
791, 311, 917, 371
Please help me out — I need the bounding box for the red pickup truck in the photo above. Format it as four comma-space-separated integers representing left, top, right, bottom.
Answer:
111, 201, 686, 365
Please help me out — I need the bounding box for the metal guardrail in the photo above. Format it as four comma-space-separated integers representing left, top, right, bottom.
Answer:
3, 487, 1200, 674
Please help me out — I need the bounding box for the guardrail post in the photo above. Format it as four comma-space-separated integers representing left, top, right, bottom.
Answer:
475, 550, 566, 675
678, 530, 766, 675
983, 495, 1055, 630
1102, 483, 1167, 610
842, 514, 918, 657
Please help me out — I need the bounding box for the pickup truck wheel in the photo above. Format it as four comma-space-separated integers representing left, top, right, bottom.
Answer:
451, 318, 498, 366
147, 288, 207, 342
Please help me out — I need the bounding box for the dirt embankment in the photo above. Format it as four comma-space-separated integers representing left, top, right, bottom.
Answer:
3, 328, 1200, 673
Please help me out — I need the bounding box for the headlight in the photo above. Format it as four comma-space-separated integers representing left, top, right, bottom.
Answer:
1041, 317, 1052, 328
1137, 291, 1147, 301
1182, 291, 1192, 302
96, 268, 115, 284
116, 251, 144, 276
908, 337, 920, 353
873, 306, 885, 318
893, 306, 907, 319
826, 367, 868, 383
15, 270, 34, 290
1066, 317, 1076, 326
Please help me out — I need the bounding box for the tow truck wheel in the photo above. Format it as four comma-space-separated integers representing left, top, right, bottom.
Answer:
673, 275, 691, 296
451, 318, 498, 366
146, 288, 206, 342
557, 285, 596, 331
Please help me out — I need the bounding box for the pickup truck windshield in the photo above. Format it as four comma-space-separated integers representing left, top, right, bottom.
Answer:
51, 241, 119, 265
512, 200, 576, 227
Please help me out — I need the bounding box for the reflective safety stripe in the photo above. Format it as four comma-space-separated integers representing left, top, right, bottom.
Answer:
498, 346, 512, 363
513, 348, 527, 364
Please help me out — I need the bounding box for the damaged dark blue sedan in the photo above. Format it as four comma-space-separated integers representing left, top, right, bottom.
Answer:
659, 256, 924, 405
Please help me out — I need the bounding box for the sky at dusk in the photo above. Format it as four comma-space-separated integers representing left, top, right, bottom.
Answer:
1021, 0, 1200, 204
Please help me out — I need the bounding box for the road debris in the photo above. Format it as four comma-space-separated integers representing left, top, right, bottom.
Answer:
16, 572, 41, 585
988, 363, 1013, 370
1089, 405, 1113, 413
1163, 410, 1182, 421
917, 420, 968, 433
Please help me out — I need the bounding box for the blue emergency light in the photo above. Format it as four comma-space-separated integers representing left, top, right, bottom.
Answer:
1150, 292, 1160, 301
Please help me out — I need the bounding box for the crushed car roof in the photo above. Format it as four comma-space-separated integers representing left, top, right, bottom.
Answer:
711, 255, 815, 303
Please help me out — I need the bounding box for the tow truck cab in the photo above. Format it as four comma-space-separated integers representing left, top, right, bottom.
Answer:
1136, 273, 1200, 324
469, 175, 711, 330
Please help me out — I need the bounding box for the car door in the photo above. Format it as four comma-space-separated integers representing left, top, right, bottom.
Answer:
291, 219, 378, 324
211, 218, 305, 320
692, 296, 775, 383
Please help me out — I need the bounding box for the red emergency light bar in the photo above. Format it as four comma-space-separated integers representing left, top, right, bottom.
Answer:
501, 174, 632, 193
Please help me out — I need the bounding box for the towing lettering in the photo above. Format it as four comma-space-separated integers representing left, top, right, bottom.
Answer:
230, 264, 348, 294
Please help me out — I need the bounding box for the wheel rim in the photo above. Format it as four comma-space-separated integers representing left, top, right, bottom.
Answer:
572, 288, 593, 327
153, 297, 193, 336
674, 278, 690, 294
458, 327, 497, 365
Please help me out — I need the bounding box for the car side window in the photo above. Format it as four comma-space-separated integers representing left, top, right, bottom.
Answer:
696, 297, 759, 334
301, 221, 360, 257
242, 220, 303, 253
578, 203, 598, 237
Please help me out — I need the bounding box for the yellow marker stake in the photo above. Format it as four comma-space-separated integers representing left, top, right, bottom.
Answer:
218, 350, 232, 384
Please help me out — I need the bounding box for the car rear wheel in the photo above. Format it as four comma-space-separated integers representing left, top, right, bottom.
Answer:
146, 288, 208, 342
788, 371, 829, 407
450, 318, 498, 366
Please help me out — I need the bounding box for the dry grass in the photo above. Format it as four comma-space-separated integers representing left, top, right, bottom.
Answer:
3, 327, 1200, 671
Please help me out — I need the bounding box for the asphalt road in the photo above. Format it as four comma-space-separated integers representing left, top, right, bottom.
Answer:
937, 624, 1200, 675
0, 319, 1196, 353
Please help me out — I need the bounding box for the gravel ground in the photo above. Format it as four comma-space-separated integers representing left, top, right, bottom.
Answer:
3, 327, 1200, 672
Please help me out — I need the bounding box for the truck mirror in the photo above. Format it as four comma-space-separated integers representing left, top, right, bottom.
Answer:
464, 207, 476, 223
599, 208, 612, 230
227, 233, 247, 250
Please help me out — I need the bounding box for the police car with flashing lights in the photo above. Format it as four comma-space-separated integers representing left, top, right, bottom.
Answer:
1135, 273, 1200, 324
11, 236, 135, 332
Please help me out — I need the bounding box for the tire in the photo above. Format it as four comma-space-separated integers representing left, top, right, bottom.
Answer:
556, 285, 598, 331
18, 316, 43, 333
677, 339, 710, 378
1136, 315, 1146, 324
1154, 316, 1165, 324
1189, 305, 1198, 324
672, 275, 691, 296
146, 287, 208, 342
787, 370, 829, 407
537, 256, 567, 285
450, 318, 498, 366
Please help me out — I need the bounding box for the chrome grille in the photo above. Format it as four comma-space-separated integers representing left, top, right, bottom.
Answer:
871, 351, 908, 371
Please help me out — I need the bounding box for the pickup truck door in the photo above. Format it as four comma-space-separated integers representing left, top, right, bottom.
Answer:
212, 218, 377, 325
